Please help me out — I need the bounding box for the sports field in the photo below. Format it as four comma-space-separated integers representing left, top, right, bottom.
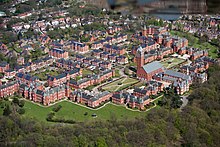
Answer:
160, 57, 185, 69
102, 77, 139, 92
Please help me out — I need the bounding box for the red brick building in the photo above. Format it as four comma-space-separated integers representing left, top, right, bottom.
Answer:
19, 84, 70, 105
16, 72, 39, 86
0, 81, 19, 98
136, 48, 164, 81
133, 81, 164, 97
65, 40, 89, 53
69, 90, 112, 108
49, 48, 69, 59
48, 68, 81, 87
0, 62, 9, 73
69, 70, 115, 89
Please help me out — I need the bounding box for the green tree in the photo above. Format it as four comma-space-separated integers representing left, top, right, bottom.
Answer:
3, 104, 11, 116
95, 137, 108, 147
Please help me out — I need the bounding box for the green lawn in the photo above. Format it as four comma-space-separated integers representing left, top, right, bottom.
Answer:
102, 78, 138, 92
114, 69, 120, 77
170, 30, 218, 59
22, 100, 144, 123
82, 69, 93, 77
31, 70, 60, 81
160, 57, 185, 69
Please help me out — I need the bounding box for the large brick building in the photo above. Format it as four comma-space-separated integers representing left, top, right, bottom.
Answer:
69, 70, 115, 89
65, 40, 89, 53
0, 62, 10, 73
0, 81, 19, 98
19, 83, 70, 105
112, 92, 151, 110
136, 47, 164, 81
49, 48, 69, 59
69, 90, 112, 108
48, 68, 81, 87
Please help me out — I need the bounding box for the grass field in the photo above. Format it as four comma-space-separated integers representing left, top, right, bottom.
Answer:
82, 69, 93, 77
102, 77, 138, 92
21, 100, 144, 122
170, 31, 218, 59
160, 57, 185, 69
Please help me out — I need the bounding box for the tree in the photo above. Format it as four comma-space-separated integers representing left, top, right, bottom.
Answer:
95, 137, 108, 147
18, 108, 25, 115
12, 97, 19, 105
3, 104, 12, 116
18, 100, 25, 108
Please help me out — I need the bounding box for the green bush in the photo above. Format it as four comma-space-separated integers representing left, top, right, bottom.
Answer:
18, 108, 25, 115
52, 105, 62, 112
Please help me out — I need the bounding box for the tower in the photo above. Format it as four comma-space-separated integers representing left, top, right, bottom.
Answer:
136, 46, 144, 70
142, 25, 147, 36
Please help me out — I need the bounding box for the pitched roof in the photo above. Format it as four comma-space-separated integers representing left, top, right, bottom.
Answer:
143, 61, 163, 73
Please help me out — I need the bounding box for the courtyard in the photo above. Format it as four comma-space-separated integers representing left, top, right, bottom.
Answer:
102, 77, 139, 92
160, 57, 186, 69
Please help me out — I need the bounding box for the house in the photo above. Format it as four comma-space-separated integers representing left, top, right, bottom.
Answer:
49, 48, 69, 59
112, 92, 151, 110
69, 70, 115, 89
153, 70, 192, 95
5, 69, 16, 78
65, 40, 89, 53
16, 72, 39, 86
190, 50, 208, 60
0, 62, 9, 73
69, 90, 112, 108
0, 81, 19, 98
112, 93, 126, 104
19, 84, 70, 105
56, 58, 81, 69
116, 55, 128, 64
92, 49, 102, 58
133, 81, 164, 97
128, 95, 150, 110
99, 61, 112, 69
48, 68, 81, 87
17, 57, 25, 65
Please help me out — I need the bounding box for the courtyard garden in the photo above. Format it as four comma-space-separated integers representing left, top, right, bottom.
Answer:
30, 69, 61, 81
160, 57, 185, 69
102, 77, 139, 92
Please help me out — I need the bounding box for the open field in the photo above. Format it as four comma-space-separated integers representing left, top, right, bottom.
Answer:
160, 57, 185, 69
20, 100, 144, 122
102, 77, 138, 92
170, 31, 218, 59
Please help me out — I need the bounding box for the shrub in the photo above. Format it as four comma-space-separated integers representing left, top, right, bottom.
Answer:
19, 100, 25, 107
46, 112, 55, 121
18, 108, 25, 115
52, 105, 62, 112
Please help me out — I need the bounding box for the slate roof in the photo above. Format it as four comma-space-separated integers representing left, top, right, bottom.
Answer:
0, 81, 17, 89
164, 70, 191, 81
143, 61, 163, 73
